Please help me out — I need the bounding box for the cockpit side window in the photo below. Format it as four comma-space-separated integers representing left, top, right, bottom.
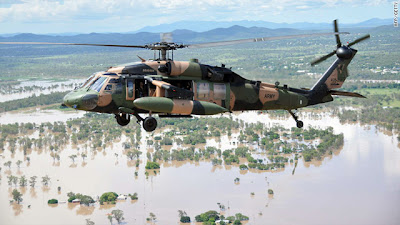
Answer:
90, 77, 107, 92
112, 78, 123, 94
109, 78, 121, 84
103, 78, 122, 94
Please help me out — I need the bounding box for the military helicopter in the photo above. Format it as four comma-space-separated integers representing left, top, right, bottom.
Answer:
0, 20, 369, 132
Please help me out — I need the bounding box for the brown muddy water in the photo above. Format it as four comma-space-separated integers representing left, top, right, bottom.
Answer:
0, 111, 399, 225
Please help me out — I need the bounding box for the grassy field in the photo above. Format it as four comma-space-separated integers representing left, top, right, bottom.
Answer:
359, 88, 400, 95
359, 88, 400, 107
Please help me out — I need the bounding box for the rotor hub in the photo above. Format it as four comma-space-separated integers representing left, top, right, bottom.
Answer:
144, 42, 186, 51
336, 46, 353, 59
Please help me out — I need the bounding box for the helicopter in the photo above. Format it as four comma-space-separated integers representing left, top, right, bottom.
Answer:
0, 20, 369, 132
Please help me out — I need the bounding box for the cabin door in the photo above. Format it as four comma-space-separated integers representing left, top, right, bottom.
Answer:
195, 82, 230, 110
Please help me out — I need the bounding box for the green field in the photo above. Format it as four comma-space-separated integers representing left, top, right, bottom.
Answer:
359, 88, 400, 95
358, 88, 400, 107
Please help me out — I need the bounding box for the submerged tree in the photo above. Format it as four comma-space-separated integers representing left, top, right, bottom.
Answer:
107, 214, 113, 225
7, 175, 15, 186
29, 176, 37, 187
42, 175, 50, 186
85, 218, 95, 225
16, 160, 22, 168
4, 161, 11, 169
19, 176, 27, 187
12, 176, 18, 186
178, 210, 190, 223
69, 154, 77, 163
148, 212, 156, 222
81, 153, 87, 161
127, 151, 135, 160
12, 189, 23, 204
111, 209, 125, 224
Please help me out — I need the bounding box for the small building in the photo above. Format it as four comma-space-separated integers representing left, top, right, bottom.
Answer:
117, 195, 127, 200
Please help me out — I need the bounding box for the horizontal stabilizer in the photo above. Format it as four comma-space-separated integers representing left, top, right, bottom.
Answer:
329, 90, 366, 98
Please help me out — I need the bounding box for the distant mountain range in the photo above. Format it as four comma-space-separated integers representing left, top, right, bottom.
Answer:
133, 18, 393, 33
0, 18, 392, 38
0, 26, 322, 45
0, 23, 395, 49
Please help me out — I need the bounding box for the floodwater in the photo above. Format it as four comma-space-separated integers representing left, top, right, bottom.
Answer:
0, 110, 399, 225
0, 109, 85, 125
1, 79, 83, 102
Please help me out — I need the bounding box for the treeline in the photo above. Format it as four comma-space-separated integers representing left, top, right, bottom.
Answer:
0, 82, 76, 95
195, 210, 249, 224
292, 127, 344, 161
331, 85, 400, 131
1, 111, 344, 174
0, 91, 68, 112
339, 107, 400, 131
159, 117, 239, 135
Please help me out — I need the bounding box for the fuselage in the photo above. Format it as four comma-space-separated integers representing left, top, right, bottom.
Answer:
63, 60, 309, 115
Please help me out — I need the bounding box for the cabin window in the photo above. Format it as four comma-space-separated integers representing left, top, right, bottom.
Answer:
197, 82, 209, 99
114, 79, 122, 94
167, 80, 192, 91
90, 77, 107, 92
135, 79, 148, 98
213, 83, 226, 100
127, 80, 134, 98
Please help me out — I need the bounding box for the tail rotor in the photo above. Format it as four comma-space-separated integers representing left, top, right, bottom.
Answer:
311, 19, 370, 66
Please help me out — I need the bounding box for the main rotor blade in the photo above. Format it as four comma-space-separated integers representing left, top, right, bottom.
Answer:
310, 50, 336, 66
347, 34, 370, 47
160, 32, 173, 43
334, 19, 342, 48
0, 42, 147, 48
186, 32, 349, 49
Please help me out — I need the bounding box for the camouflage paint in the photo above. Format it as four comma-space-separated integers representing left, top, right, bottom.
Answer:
64, 48, 358, 121
132, 97, 228, 115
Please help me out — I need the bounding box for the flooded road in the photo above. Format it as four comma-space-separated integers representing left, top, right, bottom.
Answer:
0, 111, 399, 225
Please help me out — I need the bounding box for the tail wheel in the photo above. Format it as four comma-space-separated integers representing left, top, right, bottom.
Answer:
143, 117, 157, 132
296, 120, 304, 128
288, 109, 304, 129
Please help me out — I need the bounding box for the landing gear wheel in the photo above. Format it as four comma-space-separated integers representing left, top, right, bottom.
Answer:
115, 114, 130, 126
296, 120, 304, 128
143, 117, 157, 132
287, 109, 304, 129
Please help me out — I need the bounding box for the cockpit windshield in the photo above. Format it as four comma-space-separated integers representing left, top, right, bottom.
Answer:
80, 74, 96, 88
89, 77, 108, 92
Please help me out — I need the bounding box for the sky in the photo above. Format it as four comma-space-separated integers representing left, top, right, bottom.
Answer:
0, 0, 395, 34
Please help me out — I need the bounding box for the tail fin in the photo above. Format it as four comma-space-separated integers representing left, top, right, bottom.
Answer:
307, 47, 359, 105
311, 48, 356, 93
307, 20, 370, 105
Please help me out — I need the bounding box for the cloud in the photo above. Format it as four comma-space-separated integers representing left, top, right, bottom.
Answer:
0, 0, 390, 22
296, 5, 311, 9
0, 0, 392, 33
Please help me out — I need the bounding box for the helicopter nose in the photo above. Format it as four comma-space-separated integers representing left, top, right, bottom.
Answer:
63, 90, 98, 110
